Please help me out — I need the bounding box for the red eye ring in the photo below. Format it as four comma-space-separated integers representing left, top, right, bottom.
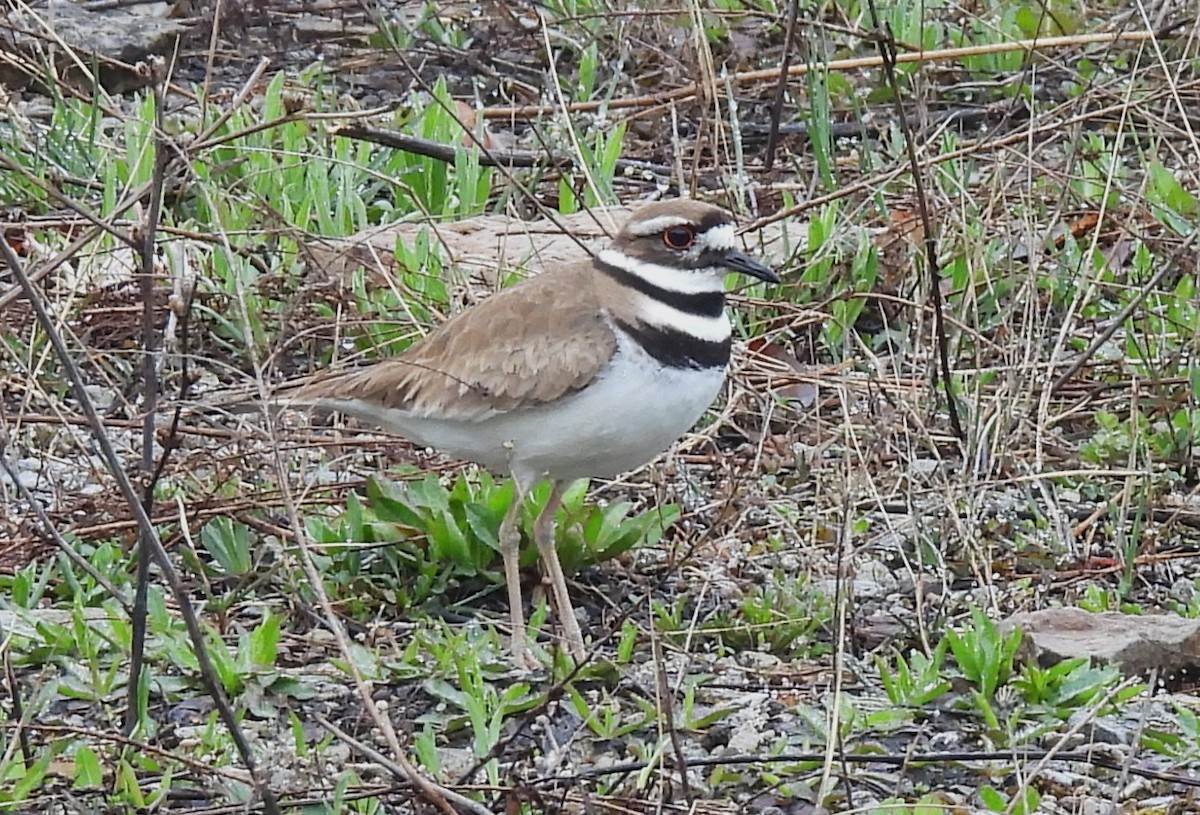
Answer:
663, 226, 695, 250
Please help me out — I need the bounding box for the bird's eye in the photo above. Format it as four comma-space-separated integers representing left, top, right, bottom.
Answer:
662, 226, 695, 250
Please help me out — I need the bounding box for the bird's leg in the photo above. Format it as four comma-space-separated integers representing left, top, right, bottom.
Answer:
498, 477, 536, 669
533, 480, 586, 661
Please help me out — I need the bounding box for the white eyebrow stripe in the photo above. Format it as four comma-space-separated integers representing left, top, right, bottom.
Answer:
626, 215, 694, 236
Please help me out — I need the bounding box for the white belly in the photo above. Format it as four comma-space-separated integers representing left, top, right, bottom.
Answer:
351, 334, 725, 485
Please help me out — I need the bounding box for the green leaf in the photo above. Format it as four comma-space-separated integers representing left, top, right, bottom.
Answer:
333, 642, 383, 681
366, 478, 424, 527
617, 619, 638, 663
688, 705, 738, 730
248, 612, 280, 668
269, 676, 320, 700
978, 785, 1006, 811
72, 745, 103, 789
345, 492, 367, 539
1015, 785, 1040, 815
200, 516, 254, 576
461, 503, 500, 560
414, 724, 441, 774
424, 677, 468, 709
431, 509, 472, 566
1015, 6, 1040, 37
1150, 161, 1199, 217
115, 758, 146, 809
206, 630, 240, 696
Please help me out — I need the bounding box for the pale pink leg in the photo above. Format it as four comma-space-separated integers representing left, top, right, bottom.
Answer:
498, 481, 537, 669
533, 481, 586, 660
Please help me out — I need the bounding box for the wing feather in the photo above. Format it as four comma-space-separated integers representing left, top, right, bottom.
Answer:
290, 265, 617, 422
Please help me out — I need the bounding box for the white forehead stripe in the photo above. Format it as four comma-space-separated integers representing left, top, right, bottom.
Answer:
697, 223, 737, 252
597, 249, 726, 294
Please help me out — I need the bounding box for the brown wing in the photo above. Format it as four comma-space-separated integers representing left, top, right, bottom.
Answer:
290, 264, 617, 421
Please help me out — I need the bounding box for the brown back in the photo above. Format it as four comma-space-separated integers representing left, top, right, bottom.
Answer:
292, 262, 618, 420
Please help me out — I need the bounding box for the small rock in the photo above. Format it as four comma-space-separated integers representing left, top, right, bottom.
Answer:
929, 729, 962, 751
1169, 576, 1197, 604
722, 694, 771, 753
1066, 708, 1132, 745
820, 576, 890, 599
435, 747, 476, 781
308, 628, 336, 644
737, 651, 783, 671
908, 458, 939, 479
857, 611, 905, 649
859, 559, 900, 594
84, 385, 115, 412
293, 17, 375, 42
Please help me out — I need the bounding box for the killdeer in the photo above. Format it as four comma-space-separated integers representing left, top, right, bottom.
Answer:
286, 199, 778, 665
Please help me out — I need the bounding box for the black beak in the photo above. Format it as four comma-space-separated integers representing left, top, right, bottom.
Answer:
721, 250, 780, 284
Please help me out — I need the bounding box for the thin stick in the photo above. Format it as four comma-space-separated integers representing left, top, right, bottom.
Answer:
864, 2, 964, 440
315, 714, 493, 815
1049, 232, 1199, 396
126, 55, 172, 738
482, 30, 1166, 120
764, 0, 801, 170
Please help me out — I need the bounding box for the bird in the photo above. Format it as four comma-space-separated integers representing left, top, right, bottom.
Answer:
283, 199, 779, 666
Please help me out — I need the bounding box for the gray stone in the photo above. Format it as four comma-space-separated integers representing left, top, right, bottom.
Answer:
2, 2, 190, 93
1004, 607, 1200, 677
